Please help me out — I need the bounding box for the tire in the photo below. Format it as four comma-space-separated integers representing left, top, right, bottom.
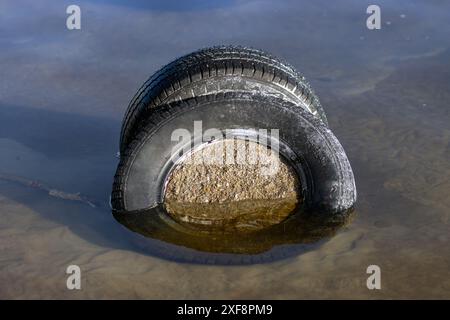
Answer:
119, 45, 328, 153
112, 92, 355, 216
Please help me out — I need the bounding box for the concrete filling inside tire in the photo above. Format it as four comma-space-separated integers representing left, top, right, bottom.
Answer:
163, 139, 301, 232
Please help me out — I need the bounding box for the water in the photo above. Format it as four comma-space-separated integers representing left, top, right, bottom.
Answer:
0, 0, 449, 298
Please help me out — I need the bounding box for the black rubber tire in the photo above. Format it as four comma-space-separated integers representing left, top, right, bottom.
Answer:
112, 92, 355, 215
119, 45, 328, 154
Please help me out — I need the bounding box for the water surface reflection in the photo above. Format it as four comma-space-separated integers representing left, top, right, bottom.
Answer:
113, 206, 355, 264
0, 0, 449, 298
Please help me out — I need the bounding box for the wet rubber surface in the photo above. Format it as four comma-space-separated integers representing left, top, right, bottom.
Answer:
0, 0, 449, 298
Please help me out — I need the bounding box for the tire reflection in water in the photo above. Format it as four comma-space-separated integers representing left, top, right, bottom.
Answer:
112, 206, 355, 265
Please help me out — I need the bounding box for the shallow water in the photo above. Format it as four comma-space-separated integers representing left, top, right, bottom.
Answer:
0, 0, 449, 298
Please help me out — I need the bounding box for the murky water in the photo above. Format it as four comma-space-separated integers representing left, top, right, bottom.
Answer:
0, 0, 449, 298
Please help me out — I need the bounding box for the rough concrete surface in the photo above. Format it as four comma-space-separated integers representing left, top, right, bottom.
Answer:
164, 139, 300, 231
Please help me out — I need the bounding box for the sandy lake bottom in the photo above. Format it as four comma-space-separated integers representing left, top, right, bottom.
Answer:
0, 0, 449, 298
